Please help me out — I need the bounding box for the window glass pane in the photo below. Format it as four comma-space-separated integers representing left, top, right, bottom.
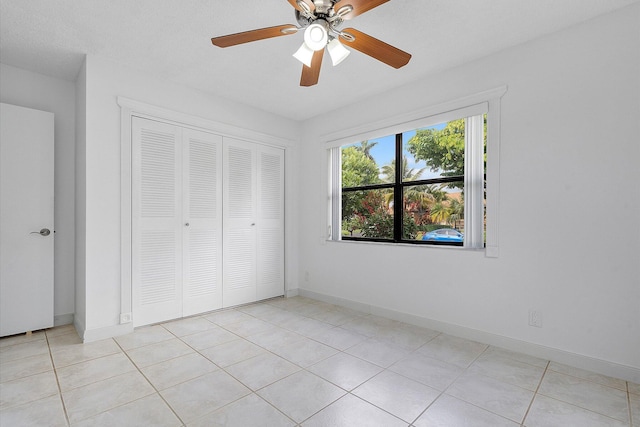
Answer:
342, 136, 395, 187
403, 119, 465, 183
403, 182, 465, 243
342, 188, 394, 240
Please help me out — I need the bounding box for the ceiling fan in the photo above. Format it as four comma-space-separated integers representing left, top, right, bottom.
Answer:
211, 0, 411, 87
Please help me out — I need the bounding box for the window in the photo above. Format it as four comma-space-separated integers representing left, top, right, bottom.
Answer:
329, 105, 489, 249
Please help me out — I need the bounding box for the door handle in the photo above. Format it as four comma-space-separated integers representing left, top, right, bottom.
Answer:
30, 228, 51, 236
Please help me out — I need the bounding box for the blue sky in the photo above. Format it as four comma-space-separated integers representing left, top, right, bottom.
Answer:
346, 123, 447, 181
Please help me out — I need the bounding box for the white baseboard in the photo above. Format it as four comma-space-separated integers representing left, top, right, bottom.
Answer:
54, 313, 74, 327
298, 288, 640, 383
81, 322, 134, 343
285, 288, 299, 298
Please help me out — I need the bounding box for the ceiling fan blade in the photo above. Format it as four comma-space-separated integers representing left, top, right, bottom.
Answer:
300, 48, 324, 87
340, 28, 411, 68
211, 24, 297, 48
286, 0, 315, 13
333, 0, 389, 19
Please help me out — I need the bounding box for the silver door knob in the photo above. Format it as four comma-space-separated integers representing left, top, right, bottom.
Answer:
30, 228, 51, 236
185, 223, 190, 227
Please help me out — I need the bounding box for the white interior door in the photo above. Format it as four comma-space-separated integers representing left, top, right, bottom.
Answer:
223, 138, 257, 307
182, 128, 223, 316
132, 117, 182, 326
0, 103, 54, 337
256, 146, 285, 300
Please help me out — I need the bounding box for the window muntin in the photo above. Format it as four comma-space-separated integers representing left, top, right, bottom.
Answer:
334, 113, 486, 247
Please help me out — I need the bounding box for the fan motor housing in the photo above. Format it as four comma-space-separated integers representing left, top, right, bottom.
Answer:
313, 0, 335, 15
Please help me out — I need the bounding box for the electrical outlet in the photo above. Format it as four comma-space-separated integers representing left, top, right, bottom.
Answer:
120, 313, 132, 324
304, 271, 309, 282
529, 310, 543, 328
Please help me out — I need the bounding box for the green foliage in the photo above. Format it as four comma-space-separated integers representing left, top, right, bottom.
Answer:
361, 209, 394, 239
407, 117, 486, 189
425, 184, 450, 202
401, 214, 418, 240
430, 201, 451, 224
345, 190, 392, 239
420, 224, 453, 232
407, 119, 466, 177
342, 192, 363, 220
448, 197, 464, 228
341, 215, 363, 236
341, 146, 380, 188
341, 145, 382, 227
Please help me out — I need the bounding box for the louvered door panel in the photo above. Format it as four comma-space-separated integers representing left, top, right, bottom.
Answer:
223, 138, 257, 307
182, 129, 222, 316
257, 147, 285, 300
132, 117, 182, 326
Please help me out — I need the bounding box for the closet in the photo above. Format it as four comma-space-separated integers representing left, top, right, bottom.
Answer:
131, 117, 284, 327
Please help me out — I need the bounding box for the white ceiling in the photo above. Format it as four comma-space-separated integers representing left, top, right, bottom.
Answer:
1, 0, 637, 121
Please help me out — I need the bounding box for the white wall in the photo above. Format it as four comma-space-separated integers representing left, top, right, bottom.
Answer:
0, 63, 76, 326
78, 55, 301, 338
297, 5, 640, 381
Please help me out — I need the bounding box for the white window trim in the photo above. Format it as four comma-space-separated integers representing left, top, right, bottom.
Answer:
324, 86, 507, 257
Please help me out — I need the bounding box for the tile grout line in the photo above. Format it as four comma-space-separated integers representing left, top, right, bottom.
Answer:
521, 360, 550, 425
274, 302, 466, 425
407, 341, 499, 426
44, 330, 72, 426
158, 318, 300, 425
627, 381, 633, 427
536, 368, 633, 424
200, 304, 409, 424
188, 300, 637, 425
46, 298, 631, 426
112, 337, 187, 426
228, 302, 479, 425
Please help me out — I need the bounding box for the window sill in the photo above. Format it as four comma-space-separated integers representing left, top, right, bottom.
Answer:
327, 238, 487, 253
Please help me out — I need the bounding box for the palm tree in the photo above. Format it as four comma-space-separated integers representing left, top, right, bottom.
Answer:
381, 156, 427, 183
425, 184, 448, 202
381, 157, 433, 224
448, 197, 464, 229
355, 140, 377, 161
430, 201, 451, 224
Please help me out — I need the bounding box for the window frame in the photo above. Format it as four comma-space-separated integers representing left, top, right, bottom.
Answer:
336, 115, 482, 247
324, 86, 506, 256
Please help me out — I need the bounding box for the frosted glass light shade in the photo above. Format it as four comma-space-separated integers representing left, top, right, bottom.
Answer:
304, 23, 328, 51
293, 42, 314, 67
327, 39, 350, 66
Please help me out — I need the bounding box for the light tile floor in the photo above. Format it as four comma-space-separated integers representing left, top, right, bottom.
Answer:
1, 296, 638, 426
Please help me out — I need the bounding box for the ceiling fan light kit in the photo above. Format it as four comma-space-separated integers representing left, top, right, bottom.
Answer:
211, 0, 411, 86
327, 38, 350, 66
303, 22, 329, 51
293, 42, 315, 67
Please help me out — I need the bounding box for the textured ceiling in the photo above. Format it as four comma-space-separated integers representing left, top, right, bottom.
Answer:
1, 0, 637, 121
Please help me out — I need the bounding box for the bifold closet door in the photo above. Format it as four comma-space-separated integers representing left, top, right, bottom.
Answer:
223, 138, 284, 307
132, 118, 182, 326
256, 145, 285, 301
132, 117, 222, 326
223, 138, 257, 307
182, 128, 223, 316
